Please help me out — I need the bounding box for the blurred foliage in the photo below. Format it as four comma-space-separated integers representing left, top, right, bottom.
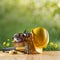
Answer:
0, 0, 60, 50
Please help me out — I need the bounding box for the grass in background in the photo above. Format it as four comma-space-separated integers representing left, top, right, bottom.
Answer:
0, 0, 60, 50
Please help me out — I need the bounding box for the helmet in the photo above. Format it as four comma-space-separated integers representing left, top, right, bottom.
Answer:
32, 27, 49, 53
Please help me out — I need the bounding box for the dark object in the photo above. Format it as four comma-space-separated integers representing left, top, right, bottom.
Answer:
2, 47, 16, 52
12, 30, 34, 54
12, 33, 24, 42
2, 46, 30, 54
25, 42, 30, 54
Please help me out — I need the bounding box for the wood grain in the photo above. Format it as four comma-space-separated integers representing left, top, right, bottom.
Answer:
0, 51, 60, 60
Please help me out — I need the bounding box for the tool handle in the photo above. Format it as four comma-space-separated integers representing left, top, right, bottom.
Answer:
2, 47, 16, 52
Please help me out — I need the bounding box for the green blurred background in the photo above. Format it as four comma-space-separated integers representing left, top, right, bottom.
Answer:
0, 0, 60, 51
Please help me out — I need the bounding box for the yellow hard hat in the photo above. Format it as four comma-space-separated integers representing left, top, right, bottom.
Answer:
32, 27, 49, 53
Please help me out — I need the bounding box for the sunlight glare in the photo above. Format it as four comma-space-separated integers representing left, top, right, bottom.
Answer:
33, 0, 40, 8
19, 0, 30, 6
58, 3, 60, 7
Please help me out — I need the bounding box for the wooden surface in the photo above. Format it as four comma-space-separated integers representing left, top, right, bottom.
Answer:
0, 51, 60, 60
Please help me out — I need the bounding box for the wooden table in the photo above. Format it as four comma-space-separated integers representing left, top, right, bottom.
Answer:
0, 51, 60, 60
